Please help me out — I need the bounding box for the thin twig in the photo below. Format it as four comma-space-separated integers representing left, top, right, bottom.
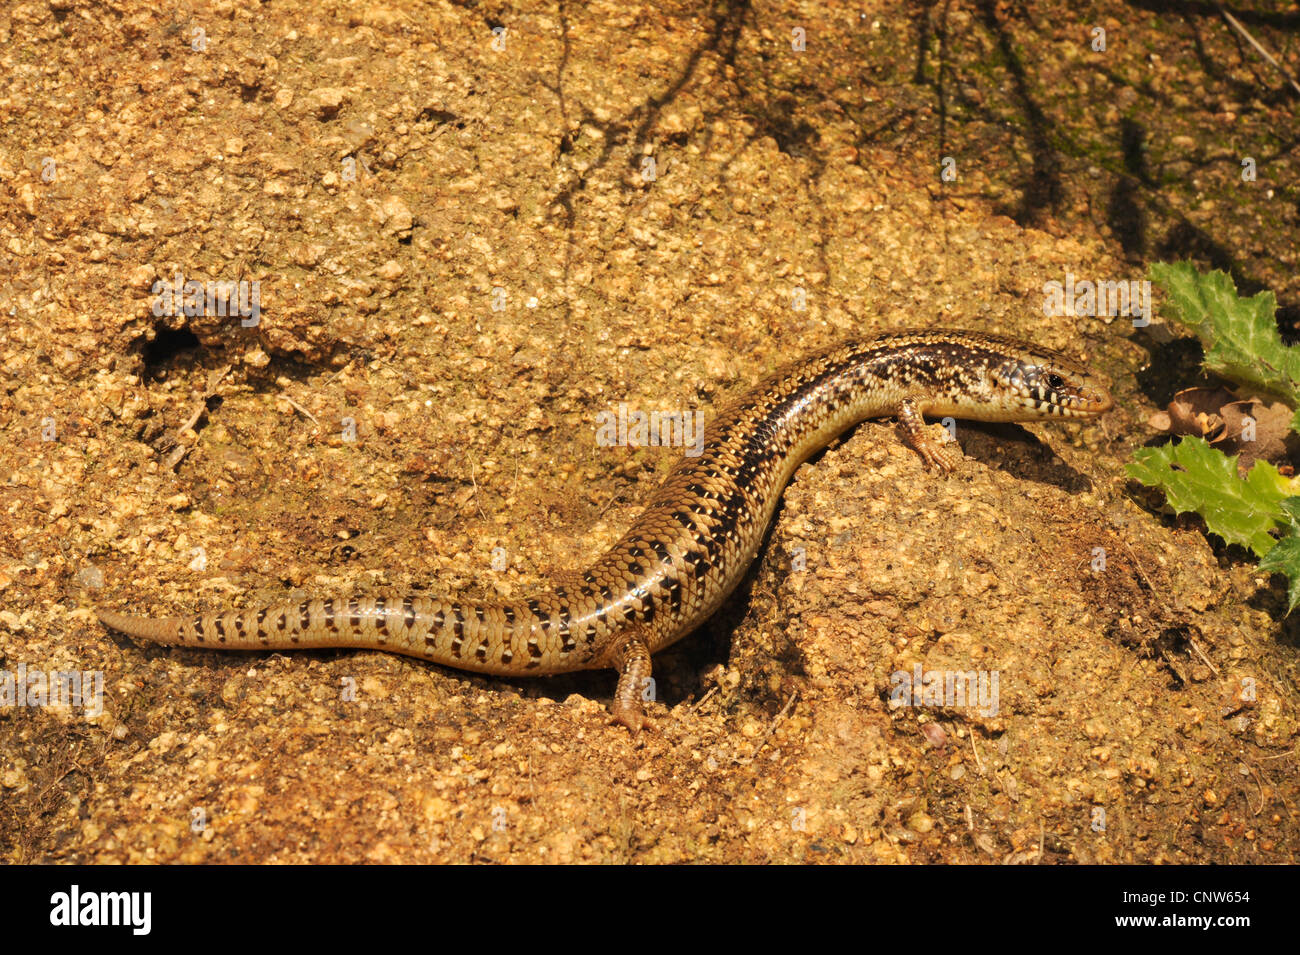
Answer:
163, 364, 231, 469
465, 451, 489, 523
690, 685, 719, 713
731, 691, 798, 764
278, 393, 321, 429
1259, 747, 1297, 761
1216, 3, 1300, 97
1243, 762, 1266, 817
1120, 539, 1164, 604
969, 731, 985, 775
1187, 636, 1221, 677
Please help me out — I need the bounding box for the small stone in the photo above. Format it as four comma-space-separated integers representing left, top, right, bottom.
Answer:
18, 183, 37, 217
127, 264, 154, 290
306, 87, 347, 120
73, 565, 106, 589
377, 195, 413, 237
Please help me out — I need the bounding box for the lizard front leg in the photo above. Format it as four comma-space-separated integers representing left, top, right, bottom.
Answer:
898, 396, 961, 473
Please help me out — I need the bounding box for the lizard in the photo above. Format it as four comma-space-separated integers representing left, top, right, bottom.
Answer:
98, 328, 1113, 731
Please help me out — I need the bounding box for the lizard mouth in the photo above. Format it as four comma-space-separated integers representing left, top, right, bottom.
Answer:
1014, 381, 1113, 417
1075, 382, 1115, 415
1061, 383, 1113, 416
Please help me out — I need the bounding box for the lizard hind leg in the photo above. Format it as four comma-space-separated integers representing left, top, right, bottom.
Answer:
606, 627, 655, 734
547, 571, 657, 734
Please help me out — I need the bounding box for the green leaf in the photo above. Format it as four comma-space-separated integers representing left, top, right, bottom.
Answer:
1258, 522, 1300, 614
1148, 261, 1300, 405
1278, 497, 1300, 529
1126, 436, 1293, 557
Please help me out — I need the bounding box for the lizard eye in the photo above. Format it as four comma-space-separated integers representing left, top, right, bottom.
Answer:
1044, 373, 1065, 391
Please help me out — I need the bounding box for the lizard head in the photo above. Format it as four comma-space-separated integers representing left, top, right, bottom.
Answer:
973, 335, 1114, 421
990, 354, 1112, 419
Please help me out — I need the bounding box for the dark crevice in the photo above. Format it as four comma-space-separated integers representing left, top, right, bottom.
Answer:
141, 324, 201, 380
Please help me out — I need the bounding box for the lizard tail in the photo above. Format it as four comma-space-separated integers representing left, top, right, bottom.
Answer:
97, 609, 183, 643
96, 591, 606, 675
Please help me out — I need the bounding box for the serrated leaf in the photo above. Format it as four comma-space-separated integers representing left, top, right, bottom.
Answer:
1126, 436, 1292, 556
1258, 526, 1300, 614
1280, 497, 1300, 530
1149, 261, 1300, 405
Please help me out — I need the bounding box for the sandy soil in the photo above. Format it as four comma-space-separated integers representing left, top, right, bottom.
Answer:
1, 0, 1297, 862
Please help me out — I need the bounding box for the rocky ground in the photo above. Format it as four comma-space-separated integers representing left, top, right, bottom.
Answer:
1, 0, 1297, 862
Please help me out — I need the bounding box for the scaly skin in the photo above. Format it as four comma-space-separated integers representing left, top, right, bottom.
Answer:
98, 329, 1113, 731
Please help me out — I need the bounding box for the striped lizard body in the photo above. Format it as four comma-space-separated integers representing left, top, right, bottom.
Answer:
98, 329, 1113, 731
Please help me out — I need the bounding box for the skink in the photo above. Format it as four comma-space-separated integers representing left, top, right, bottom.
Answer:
98, 329, 1113, 730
